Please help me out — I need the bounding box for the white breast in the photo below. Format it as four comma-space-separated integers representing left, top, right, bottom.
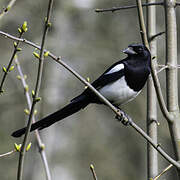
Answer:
99, 76, 140, 106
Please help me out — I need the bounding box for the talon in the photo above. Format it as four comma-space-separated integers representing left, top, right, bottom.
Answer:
115, 110, 132, 126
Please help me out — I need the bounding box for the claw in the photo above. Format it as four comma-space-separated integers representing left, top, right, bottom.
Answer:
115, 110, 132, 126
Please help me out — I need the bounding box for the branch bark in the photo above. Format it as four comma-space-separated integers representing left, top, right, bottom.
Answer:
146, 0, 158, 178
17, 1, 54, 180
15, 56, 52, 180
164, 0, 180, 177
95, 2, 163, 13
135, 0, 173, 122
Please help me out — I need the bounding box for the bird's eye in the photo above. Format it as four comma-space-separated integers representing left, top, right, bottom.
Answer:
138, 47, 143, 52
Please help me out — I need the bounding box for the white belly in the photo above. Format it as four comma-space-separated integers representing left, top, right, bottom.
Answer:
99, 77, 140, 106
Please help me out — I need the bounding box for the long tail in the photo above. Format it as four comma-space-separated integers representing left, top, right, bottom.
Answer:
11, 95, 89, 138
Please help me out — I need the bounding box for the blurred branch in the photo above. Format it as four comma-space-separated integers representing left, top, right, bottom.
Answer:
17, 1, 54, 180
95, 2, 163, 13
90, 164, 98, 180
135, 0, 173, 121
153, 164, 173, 180
0, 0, 16, 20
0, 149, 16, 158
15, 56, 52, 180
0, 31, 180, 169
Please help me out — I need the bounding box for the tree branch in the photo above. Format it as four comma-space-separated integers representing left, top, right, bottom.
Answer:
153, 164, 173, 180
135, 0, 173, 121
0, 31, 23, 93
95, 2, 163, 13
0, 149, 16, 158
0, 0, 17, 20
15, 56, 52, 180
17, 1, 54, 180
146, 0, 158, 178
90, 164, 98, 180
0, 31, 180, 169
148, 31, 165, 42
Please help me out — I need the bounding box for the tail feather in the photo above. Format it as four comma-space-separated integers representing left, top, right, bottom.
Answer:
11, 95, 89, 138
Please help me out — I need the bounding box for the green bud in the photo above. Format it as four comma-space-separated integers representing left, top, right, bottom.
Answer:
0, 89, 4, 94
47, 22, 51, 27
16, 75, 21, 80
90, 164, 94, 169
44, 51, 49, 57
33, 52, 40, 59
24, 108, 30, 115
34, 109, 38, 115
22, 21, 28, 32
14, 143, 22, 152
18, 28, 22, 34
26, 142, 32, 152
16, 48, 22, 51
85, 77, 90, 89
14, 42, 17, 48
35, 97, 41, 102
24, 85, 29, 92
9, 66, 15, 72
2, 66, 7, 73
32, 90, 35, 97
40, 144, 45, 150
6, 6, 10, 11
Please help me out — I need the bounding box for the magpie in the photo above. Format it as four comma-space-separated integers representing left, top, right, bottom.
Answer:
12, 44, 151, 138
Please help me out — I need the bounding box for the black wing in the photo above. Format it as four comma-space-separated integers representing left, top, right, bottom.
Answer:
75, 62, 125, 104
91, 69, 124, 90
72, 59, 126, 103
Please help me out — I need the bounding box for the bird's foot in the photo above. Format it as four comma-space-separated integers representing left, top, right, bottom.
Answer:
115, 110, 133, 126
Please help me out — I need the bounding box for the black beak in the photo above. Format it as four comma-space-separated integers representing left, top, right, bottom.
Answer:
123, 47, 137, 55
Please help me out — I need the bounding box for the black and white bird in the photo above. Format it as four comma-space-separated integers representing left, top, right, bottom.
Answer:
12, 44, 151, 138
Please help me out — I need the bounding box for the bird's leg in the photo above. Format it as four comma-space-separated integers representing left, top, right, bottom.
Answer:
115, 108, 133, 126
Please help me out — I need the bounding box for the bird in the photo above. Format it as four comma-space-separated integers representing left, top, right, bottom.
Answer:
12, 44, 151, 138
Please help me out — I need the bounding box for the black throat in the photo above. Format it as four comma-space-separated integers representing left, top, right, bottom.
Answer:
124, 56, 151, 91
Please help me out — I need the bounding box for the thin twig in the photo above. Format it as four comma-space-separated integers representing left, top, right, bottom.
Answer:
131, 122, 180, 168
90, 164, 98, 180
15, 56, 52, 180
17, 1, 54, 180
0, 31, 180, 169
0, 31, 23, 93
0, 149, 16, 158
95, 2, 163, 13
157, 65, 168, 74
148, 31, 165, 42
0, 0, 17, 20
135, 0, 173, 121
153, 164, 173, 180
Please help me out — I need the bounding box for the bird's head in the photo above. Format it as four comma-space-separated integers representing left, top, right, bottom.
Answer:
123, 44, 150, 59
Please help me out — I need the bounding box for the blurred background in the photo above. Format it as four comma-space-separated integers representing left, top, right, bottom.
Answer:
0, 0, 180, 179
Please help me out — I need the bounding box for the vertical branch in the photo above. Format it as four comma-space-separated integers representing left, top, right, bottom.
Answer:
15, 57, 52, 180
164, 0, 180, 176
17, 1, 54, 180
146, 0, 158, 179
136, 0, 149, 47
136, 0, 173, 121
